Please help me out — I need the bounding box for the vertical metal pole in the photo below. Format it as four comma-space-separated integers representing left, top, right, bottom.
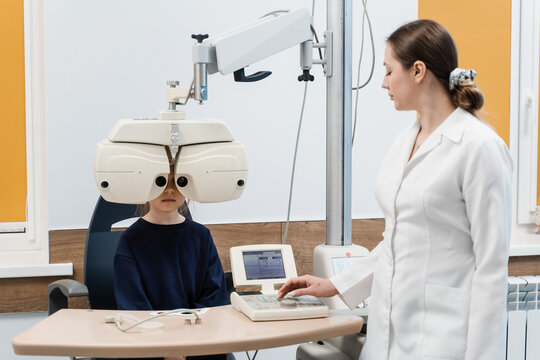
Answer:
326, 0, 352, 246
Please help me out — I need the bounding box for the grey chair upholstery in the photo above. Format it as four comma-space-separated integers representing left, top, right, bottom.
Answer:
48, 197, 156, 314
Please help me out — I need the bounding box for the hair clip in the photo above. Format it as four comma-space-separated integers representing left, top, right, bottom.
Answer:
449, 68, 477, 91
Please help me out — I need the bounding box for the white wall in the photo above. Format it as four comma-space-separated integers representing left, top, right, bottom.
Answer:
44, 0, 417, 229
1, 312, 64, 360
4, 1, 419, 357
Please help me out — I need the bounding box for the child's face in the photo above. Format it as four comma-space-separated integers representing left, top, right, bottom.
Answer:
148, 172, 185, 214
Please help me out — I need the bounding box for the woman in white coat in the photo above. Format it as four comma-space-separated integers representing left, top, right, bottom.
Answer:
278, 19, 512, 360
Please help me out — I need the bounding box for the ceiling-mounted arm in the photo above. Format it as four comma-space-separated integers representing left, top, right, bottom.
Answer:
191, 8, 314, 103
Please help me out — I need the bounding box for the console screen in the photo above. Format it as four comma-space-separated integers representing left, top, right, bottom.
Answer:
243, 250, 286, 280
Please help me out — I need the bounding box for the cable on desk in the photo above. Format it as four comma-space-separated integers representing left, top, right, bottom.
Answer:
105, 308, 202, 332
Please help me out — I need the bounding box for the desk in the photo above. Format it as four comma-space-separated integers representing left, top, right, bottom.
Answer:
12, 306, 363, 358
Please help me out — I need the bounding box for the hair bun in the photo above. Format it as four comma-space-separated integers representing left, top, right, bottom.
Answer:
452, 80, 484, 113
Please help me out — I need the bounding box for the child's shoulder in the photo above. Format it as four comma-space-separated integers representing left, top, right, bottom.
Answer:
125, 217, 145, 230
119, 218, 145, 238
184, 219, 211, 235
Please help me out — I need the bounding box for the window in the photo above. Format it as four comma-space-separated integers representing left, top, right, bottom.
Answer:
510, 0, 540, 254
0, 0, 71, 277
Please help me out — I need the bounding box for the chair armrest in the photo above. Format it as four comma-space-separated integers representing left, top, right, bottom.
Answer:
224, 270, 235, 295
48, 279, 89, 316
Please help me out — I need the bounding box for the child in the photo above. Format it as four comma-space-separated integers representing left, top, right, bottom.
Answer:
114, 166, 230, 360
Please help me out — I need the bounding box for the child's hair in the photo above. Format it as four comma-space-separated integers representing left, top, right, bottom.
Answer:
387, 19, 484, 116
136, 200, 190, 217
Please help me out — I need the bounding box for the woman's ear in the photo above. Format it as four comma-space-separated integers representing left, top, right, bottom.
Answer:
412, 60, 427, 84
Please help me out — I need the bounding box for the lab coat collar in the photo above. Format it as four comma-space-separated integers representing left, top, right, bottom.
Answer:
438, 107, 470, 143
408, 107, 469, 164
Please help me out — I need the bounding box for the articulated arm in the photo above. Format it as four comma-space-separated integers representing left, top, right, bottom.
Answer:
191, 8, 313, 102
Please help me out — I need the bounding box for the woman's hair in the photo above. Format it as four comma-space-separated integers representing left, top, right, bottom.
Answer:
387, 19, 484, 116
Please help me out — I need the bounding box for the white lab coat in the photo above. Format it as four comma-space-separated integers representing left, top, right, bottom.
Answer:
331, 108, 512, 360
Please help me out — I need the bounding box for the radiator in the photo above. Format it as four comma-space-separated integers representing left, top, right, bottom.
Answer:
507, 276, 540, 360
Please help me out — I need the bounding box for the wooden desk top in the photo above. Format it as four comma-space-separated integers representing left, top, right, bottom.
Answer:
12, 306, 363, 358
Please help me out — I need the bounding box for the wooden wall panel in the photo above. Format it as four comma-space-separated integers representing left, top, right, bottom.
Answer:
509, 256, 540, 276
0, 229, 88, 313
1, 218, 539, 313
282, 221, 327, 277
281, 219, 385, 276
208, 222, 282, 272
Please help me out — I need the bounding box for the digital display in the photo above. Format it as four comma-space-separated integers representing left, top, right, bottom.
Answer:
243, 250, 286, 280
331, 256, 362, 276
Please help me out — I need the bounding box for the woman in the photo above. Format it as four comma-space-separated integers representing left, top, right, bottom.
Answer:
278, 19, 512, 360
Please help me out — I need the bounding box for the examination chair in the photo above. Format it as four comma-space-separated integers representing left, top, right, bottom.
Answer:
48, 196, 235, 360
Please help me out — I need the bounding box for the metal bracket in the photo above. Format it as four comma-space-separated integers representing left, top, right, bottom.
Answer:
313, 30, 333, 77
169, 124, 180, 161
166, 80, 192, 110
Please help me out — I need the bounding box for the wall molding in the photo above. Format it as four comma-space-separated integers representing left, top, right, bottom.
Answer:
1, 218, 538, 313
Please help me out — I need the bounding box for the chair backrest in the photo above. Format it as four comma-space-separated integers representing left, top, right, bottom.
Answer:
84, 196, 193, 310
84, 197, 138, 310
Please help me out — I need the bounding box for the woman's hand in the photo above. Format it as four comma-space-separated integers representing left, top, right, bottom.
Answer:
277, 275, 339, 299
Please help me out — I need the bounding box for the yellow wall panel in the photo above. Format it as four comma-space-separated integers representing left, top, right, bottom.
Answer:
0, 0, 27, 222
418, 0, 511, 146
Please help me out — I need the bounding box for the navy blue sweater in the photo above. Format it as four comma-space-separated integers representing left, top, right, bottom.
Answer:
113, 218, 229, 310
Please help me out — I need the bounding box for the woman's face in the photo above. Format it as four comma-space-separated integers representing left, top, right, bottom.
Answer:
382, 45, 417, 111
148, 171, 185, 214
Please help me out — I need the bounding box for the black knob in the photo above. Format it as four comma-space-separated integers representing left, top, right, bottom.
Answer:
177, 176, 188, 187
155, 176, 167, 187
237, 179, 245, 187
100, 181, 109, 189
191, 34, 209, 43
298, 69, 315, 82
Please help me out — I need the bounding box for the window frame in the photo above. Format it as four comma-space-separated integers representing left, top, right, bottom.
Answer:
510, 0, 540, 255
0, 0, 71, 277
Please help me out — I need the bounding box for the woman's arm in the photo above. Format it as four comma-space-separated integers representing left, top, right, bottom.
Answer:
330, 241, 383, 308
277, 275, 338, 299
463, 138, 512, 360
278, 241, 384, 307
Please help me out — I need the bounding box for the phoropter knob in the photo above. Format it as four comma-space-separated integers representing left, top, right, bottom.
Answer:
191, 34, 209, 43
